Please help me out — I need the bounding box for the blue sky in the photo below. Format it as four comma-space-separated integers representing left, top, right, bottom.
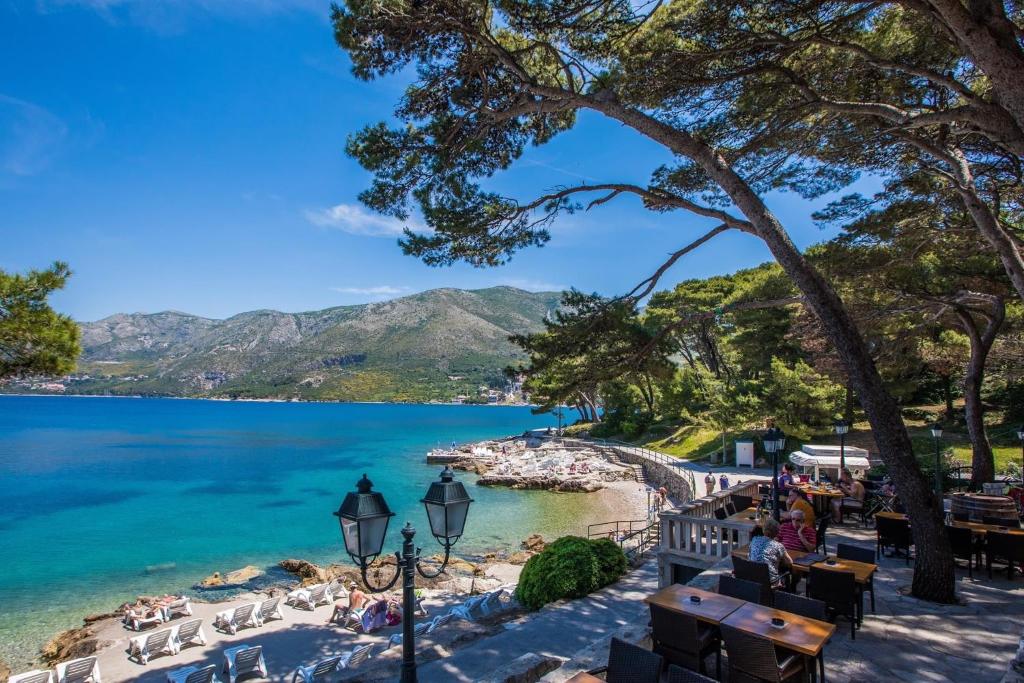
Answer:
2, 0, 857, 322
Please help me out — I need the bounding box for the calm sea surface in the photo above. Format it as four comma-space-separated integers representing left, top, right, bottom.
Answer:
0, 396, 586, 668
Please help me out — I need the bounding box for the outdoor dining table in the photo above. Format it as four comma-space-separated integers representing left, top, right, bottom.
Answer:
644, 584, 747, 626
721, 601, 836, 658
566, 673, 603, 683
731, 546, 878, 584
723, 506, 763, 526
879, 510, 1024, 536
798, 484, 845, 516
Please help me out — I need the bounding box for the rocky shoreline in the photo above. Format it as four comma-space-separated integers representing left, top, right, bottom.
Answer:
437, 436, 636, 492
21, 535, 551, 679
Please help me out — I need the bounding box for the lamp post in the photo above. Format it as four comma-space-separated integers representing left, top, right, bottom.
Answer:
334, 467, 473, 683
930, 423, 943, 497
763, 426, 786, 521
834, 419, 850, 473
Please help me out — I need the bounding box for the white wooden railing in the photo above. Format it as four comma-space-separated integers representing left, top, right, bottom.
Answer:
658, 480, 762, 562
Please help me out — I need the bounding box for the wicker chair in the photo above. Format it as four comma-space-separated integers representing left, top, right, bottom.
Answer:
814, 515, 830, 555
945, 525, 978, 578
732, 495, 754, 513
666, 664, 716, 683
985, 531, 1024, 580
649, 604, 721, 680
773, 592, 829, 683
876, 515, 912, 564
807, 566, 858, 639
836, 543, 876, 614
733, 555, 783, 604
720, 624, 808, 682
586, 637, 663, 683
718, 575, 763, 604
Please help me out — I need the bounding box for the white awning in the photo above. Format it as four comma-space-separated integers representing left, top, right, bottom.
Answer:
789, 450, 871, 470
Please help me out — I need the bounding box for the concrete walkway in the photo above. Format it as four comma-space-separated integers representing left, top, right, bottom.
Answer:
416, 561, 659, 682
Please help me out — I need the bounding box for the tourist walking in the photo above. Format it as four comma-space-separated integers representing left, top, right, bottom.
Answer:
719, 473, 730, 491
704, 472, 715, 496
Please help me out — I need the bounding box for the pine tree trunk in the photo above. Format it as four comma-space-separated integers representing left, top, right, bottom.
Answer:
579, 95, 957, 602
954, 301, 1004, 487
942, 375, 954, 421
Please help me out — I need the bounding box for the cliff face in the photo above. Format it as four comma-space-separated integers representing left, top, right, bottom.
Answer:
65, 287, 560, 402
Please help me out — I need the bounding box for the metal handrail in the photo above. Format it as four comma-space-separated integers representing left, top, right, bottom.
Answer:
587, 518, 650, 540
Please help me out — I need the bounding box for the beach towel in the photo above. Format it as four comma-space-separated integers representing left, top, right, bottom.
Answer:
360, 600, 388, 633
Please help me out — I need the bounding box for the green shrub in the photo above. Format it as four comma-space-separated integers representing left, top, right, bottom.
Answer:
590, 537, 628, 585
514, 536, 627, 611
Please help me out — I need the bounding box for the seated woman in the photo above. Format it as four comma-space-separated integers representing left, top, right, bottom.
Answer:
748, 518, 792, 589
832, 468, 866, 523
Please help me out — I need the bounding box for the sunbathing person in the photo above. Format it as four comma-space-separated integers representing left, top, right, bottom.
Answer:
328, 581, 369, 624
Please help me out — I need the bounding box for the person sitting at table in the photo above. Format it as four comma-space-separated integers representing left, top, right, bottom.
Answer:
777, 463, 796, 493
782, 488, 816, 527
832, 468, 866, 523
778, 508, 817, 552
749, 518, 792, 589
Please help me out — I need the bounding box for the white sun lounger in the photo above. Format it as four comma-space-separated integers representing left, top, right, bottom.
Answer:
447, 594, 487, 621
8, 670, 54, 683
128, 627, 175, 664
426, 612, 453, 633
166, 664, 219, 683
214, 602, 259, 635
164, 597, 193, 620
256, 597, 283, 625
222, 644, 267, 683
173, 619, 207, 652
126, 609, 165, 631
56, 657, 100, 683
386, 620, 431, 649
289, 583, 331, 610
291, 655, 342, 682
337, 644, 372, 670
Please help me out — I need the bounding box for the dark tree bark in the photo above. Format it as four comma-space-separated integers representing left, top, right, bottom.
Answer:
941, 375, 955, 421
954, 297, 1005, 487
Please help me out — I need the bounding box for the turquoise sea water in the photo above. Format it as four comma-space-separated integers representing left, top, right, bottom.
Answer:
0, 396, 576, 668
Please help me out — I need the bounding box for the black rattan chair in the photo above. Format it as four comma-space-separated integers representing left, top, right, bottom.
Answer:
666, 664, 716, 683
726, 501, 739, 516
586, 637, 663, 683
807, 566, 858, 639
814, 515, 830, 555
732, 555, 781, 605
772, 592, 828, 683
876, 515, 912, 564
718, 575, 763, 604
983, 515, 1021, 528
946, 525, 977, 578
952, 512, 970, 522
715, 508, 728, 520
720, 624, 808, 683
985, 531, 1024, 580
650, 603, 721, 679
732, 495, 754, 513
836, 543, 876, 614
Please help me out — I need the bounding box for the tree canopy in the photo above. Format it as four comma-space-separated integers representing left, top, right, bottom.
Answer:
0, 262, 80, 380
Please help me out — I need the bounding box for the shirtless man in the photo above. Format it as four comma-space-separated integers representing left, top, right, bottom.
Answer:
327, 581, 370, 624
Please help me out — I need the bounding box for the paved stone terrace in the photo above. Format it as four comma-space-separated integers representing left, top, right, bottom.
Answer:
540, 523, 1024, 683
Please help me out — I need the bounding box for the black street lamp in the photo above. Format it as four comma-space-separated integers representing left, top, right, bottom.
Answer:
930, 423, 944, 497
835, 419, 850, 473
334, 467, 473, 683
763, 426, 786, 521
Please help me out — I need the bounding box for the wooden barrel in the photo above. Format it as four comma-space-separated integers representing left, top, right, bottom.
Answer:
949, 493, 1018, 522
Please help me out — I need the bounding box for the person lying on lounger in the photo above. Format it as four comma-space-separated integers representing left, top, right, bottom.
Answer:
328, 581, 368, 624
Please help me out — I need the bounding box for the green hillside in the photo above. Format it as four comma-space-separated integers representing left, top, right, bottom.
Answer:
22, 287, 560, 402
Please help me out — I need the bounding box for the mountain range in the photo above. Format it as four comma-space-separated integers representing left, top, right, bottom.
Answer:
49, 287, 560, 402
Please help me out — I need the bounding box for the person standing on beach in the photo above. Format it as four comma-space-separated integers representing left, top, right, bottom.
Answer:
704, 472, 715, 496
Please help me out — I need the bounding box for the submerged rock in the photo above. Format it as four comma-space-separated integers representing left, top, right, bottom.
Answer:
279, 559, 328, 585
521, 534, 546, 552
225, 565, 263, 584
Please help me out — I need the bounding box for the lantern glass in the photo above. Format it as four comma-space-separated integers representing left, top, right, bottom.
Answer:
357, 514, 390, 559
421, 466, 473, 545
334, 473, 394, 565
1017, 426, 1024, 441
834, 420, 850, 436
931, 425, 943, 439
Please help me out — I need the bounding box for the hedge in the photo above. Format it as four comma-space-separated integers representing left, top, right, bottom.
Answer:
514, 536, 628, 611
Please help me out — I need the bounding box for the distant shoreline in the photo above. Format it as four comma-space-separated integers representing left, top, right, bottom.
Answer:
0, 392, 542, 408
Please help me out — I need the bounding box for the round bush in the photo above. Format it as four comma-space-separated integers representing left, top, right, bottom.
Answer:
514, 536, 627, 611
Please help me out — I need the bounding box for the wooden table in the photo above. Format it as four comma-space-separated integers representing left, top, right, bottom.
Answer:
798, 485, 844, 499
732, 547, 878, 584
644, 584, 746, 626
721, 602, 835, 657
566, 673, 603, 683
877, 511, 1024, 536
723, 507, 763, 526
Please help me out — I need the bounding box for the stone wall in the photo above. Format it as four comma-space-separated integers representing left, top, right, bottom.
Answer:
594, 445, 693, 501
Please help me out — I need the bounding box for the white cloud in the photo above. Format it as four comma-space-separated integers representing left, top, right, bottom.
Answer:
499, 278, 566, 292
305, 203, 424, 238
329, 285, 410, 296
0, 95, 68, 176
